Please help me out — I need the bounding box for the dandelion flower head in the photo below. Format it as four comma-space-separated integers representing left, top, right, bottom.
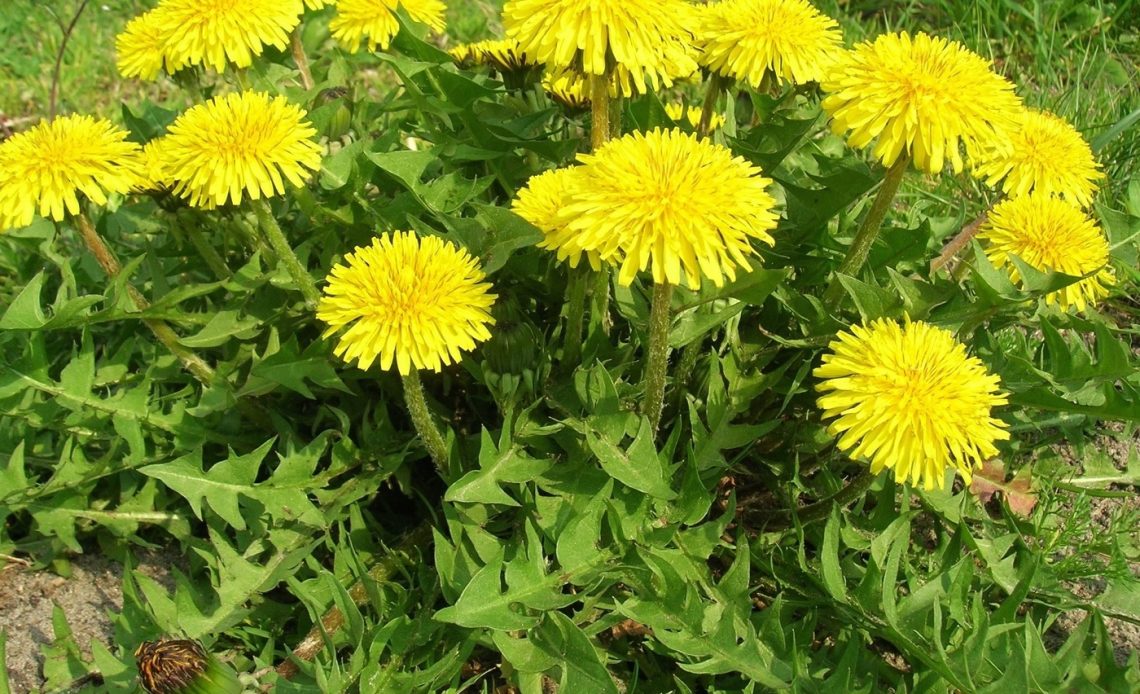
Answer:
550, 128, 779, 289
972, 108, 1103, 208
149, 0, 303, 73
815, 319, 1009, 490
116, 10, 174, 80
0, 115, 144, 231
980, 192, 1114, 311
695, 0, 844, 87
822, 31, 1022, 174
542, 68, 591, 109
317, 232, 497, 374
514, 168, 601, 271
330, 0, 447, 53
504, 0, 698, 96
160, 91, 323, 208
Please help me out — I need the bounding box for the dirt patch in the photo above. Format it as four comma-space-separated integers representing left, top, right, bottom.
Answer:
1047, 423, 1140, 666
0, 549, 178, 693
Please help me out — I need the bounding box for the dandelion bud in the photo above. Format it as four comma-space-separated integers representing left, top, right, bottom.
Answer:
135, 639, 241, 694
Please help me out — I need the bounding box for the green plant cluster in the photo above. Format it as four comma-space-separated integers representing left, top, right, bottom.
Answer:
1, 3, 1139, 693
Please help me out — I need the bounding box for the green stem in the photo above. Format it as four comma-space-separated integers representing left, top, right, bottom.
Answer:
178, 211, 231, 280
823, 153, 911, 308
673, 337, 703, 397
563, 265, 589, 367
590, 266, 611, 336
290, 27, 315, 91
608, 92, 623, 140
643, 281, 675, 432
73, 212, 215, 385
231, 213, 272, 260
697, 73, 728, 140
254, 199, 321, 307
275, 522, 434, 680
589, 69, 611, 151
401, 368, 449, 475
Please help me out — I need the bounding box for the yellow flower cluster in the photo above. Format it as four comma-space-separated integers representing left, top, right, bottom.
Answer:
970, 110, 1110, 311
5, 0, 1122, 492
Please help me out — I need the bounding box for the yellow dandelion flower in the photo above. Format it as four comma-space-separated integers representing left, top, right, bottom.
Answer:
551, 128, 779, 289
160, 91, 323, 208
317, 232, 497, 374
665, 103, 726, 131
822, 32, 1022, 174
695, 0, 843, 87
149, 0, 302, 73
513, 168, 602, 271
504, 0, 698, 96
815, 319, 1009, 490
0, 115, 144, 231
972, 109, 1103, 208
116, 10, 174, 80
980, 193, 1114, 311
304, 0, 330, 8
330, 0, 447, 53
449, 38, 538, 72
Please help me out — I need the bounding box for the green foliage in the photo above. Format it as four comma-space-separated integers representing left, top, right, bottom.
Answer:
2, 2, 1139, 693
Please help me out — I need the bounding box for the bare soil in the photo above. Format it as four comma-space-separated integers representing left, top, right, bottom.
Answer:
0, 549, 177, 693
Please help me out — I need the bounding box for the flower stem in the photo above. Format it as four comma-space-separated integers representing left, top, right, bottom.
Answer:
697, 73, 728, 140
231, 213, 272, 260
401, 368, 449, 475
253, 199, 321, 308
589, 70, 611, 151
576, 67, 614, 345
178, 211, 231, 280
929, 210, 990, 275
672, 336, 703, 401
290, 27, 315, 91
274, 521, 434, 680
591, 265, 611, 336
563, 265, 589, 367
73, 212, 215, 385
643, 281, 675, 432
823, 153, 911, 308
608, 92, 623, 140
